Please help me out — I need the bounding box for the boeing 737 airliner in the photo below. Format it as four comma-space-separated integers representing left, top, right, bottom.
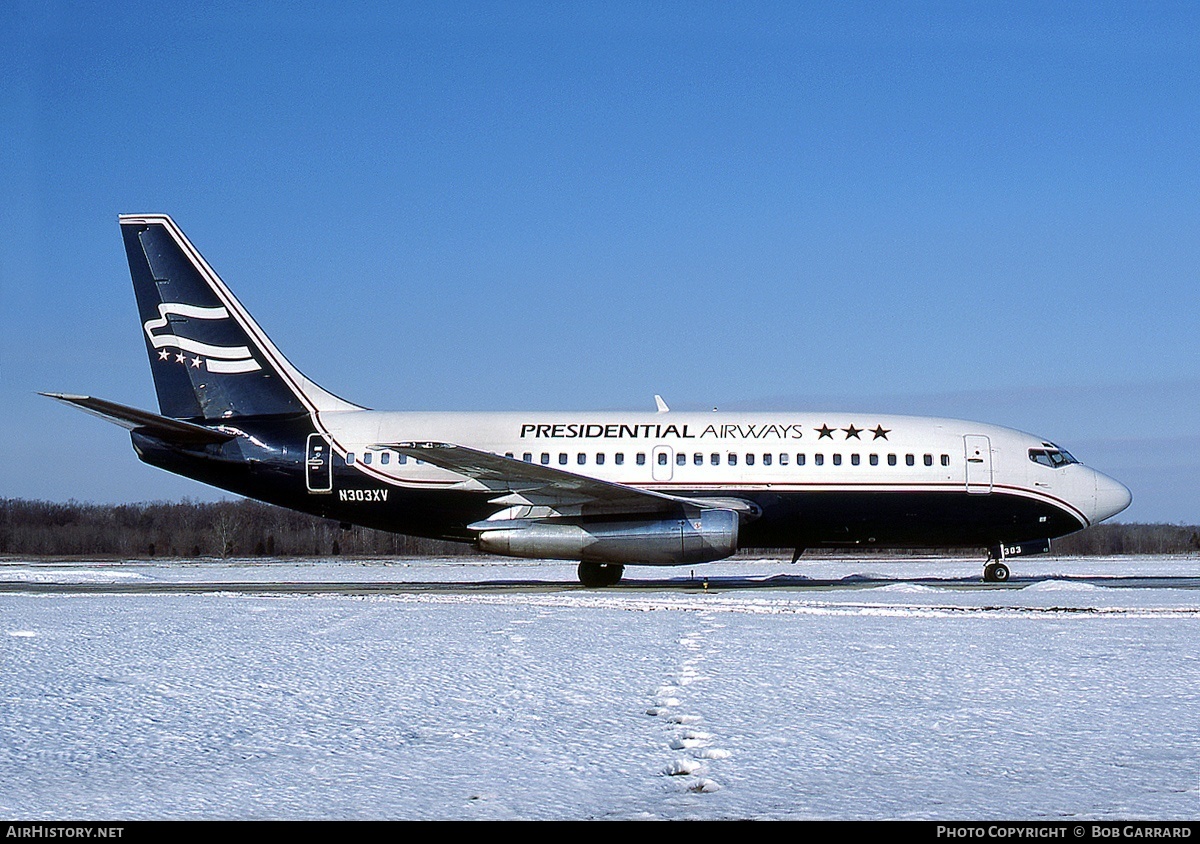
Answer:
45, 215, 1132, 585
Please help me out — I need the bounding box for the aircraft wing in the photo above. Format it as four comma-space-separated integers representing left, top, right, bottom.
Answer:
379, 441, 756, 518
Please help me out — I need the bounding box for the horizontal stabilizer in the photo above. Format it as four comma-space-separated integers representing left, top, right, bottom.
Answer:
40, 393, 236, 446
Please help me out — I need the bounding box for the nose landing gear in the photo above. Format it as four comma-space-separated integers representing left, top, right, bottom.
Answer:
983, 538, 1051, 582
983, 559, 1011, 582
984, 544, 1011, 582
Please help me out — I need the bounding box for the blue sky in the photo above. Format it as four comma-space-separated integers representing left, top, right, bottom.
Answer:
3, 2, 1198, 523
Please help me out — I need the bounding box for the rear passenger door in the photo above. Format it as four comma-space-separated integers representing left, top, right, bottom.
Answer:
306, 433, 333, 493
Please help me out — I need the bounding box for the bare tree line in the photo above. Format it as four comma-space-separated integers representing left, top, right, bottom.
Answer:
1049, 522, 1200, 556
0, 499, 474, 558
1, 498, 1196, 559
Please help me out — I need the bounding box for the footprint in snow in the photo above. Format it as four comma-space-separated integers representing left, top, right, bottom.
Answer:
650, 621, 727, 794
664, 758, 702, 776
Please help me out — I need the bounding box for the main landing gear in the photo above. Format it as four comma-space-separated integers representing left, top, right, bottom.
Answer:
578, 561, 625, 587
983, 544, 1010, 583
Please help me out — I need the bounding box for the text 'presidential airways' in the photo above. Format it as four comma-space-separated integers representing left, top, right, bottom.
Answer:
518, 423, 805, 440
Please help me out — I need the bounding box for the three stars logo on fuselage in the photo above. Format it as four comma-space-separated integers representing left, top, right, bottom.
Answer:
815, 423, 890, 441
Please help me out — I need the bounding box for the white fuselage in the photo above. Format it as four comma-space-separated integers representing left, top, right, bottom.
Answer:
316, 410, 1130, 528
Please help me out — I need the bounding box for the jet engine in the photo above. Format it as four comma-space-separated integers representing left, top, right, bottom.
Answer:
476, 508, 739, 565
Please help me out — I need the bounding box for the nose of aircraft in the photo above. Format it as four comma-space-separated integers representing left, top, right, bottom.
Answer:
1092, 470, 1132, 523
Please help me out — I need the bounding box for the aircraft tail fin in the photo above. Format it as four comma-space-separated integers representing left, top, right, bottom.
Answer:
119, 214, 361, 420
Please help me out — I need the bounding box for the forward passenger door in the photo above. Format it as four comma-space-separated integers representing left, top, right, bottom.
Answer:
964, 435, 992, 494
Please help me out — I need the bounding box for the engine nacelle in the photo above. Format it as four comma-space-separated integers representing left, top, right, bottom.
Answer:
477, 508, 740, 566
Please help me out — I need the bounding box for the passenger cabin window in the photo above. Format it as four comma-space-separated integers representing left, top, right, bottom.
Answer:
363, 453, 372, 465
869, 454, 878, 466
727, 453, 737, 466
694, 453, 704, 466
523, 452, 532, 462
541, 453, 550, 465
888, 454, 897, 466
779, 453, 789, 465
906, 454, 915, 466
763, 453, 772, 466
746, 453, 755, 466
578, 453, 586, 465
398, 455, 408, 465
615, 453, 625, 465
941, 454, 950, 467
381, 452, 390, 465
796, 454, 805, 466
346, 452, 355, 464
832, 454, 842, 466
676, 452, 686, 466
658, 452, 668, 466
596, 453, 605, 466
814, 454, 824, 466
711, 453, 720, 466
559, 453, 568, 465
924, 454, 933, 467
636, 452, 646, 466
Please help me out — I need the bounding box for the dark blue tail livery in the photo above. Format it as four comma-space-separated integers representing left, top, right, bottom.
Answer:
120, 215, 358, 420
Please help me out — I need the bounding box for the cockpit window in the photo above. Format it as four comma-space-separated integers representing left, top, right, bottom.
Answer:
1028, 447, 1079, 468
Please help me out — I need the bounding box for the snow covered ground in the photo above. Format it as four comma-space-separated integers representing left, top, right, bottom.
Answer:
2, 555, 1198, 820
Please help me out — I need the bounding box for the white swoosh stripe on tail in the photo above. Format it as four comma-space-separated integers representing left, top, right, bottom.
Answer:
206, 358, 262, 374
143, 302, 261, 372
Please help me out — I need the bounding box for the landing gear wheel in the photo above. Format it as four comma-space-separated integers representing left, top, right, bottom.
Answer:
983, 561, 1010, 583
578, 561, 625, 587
